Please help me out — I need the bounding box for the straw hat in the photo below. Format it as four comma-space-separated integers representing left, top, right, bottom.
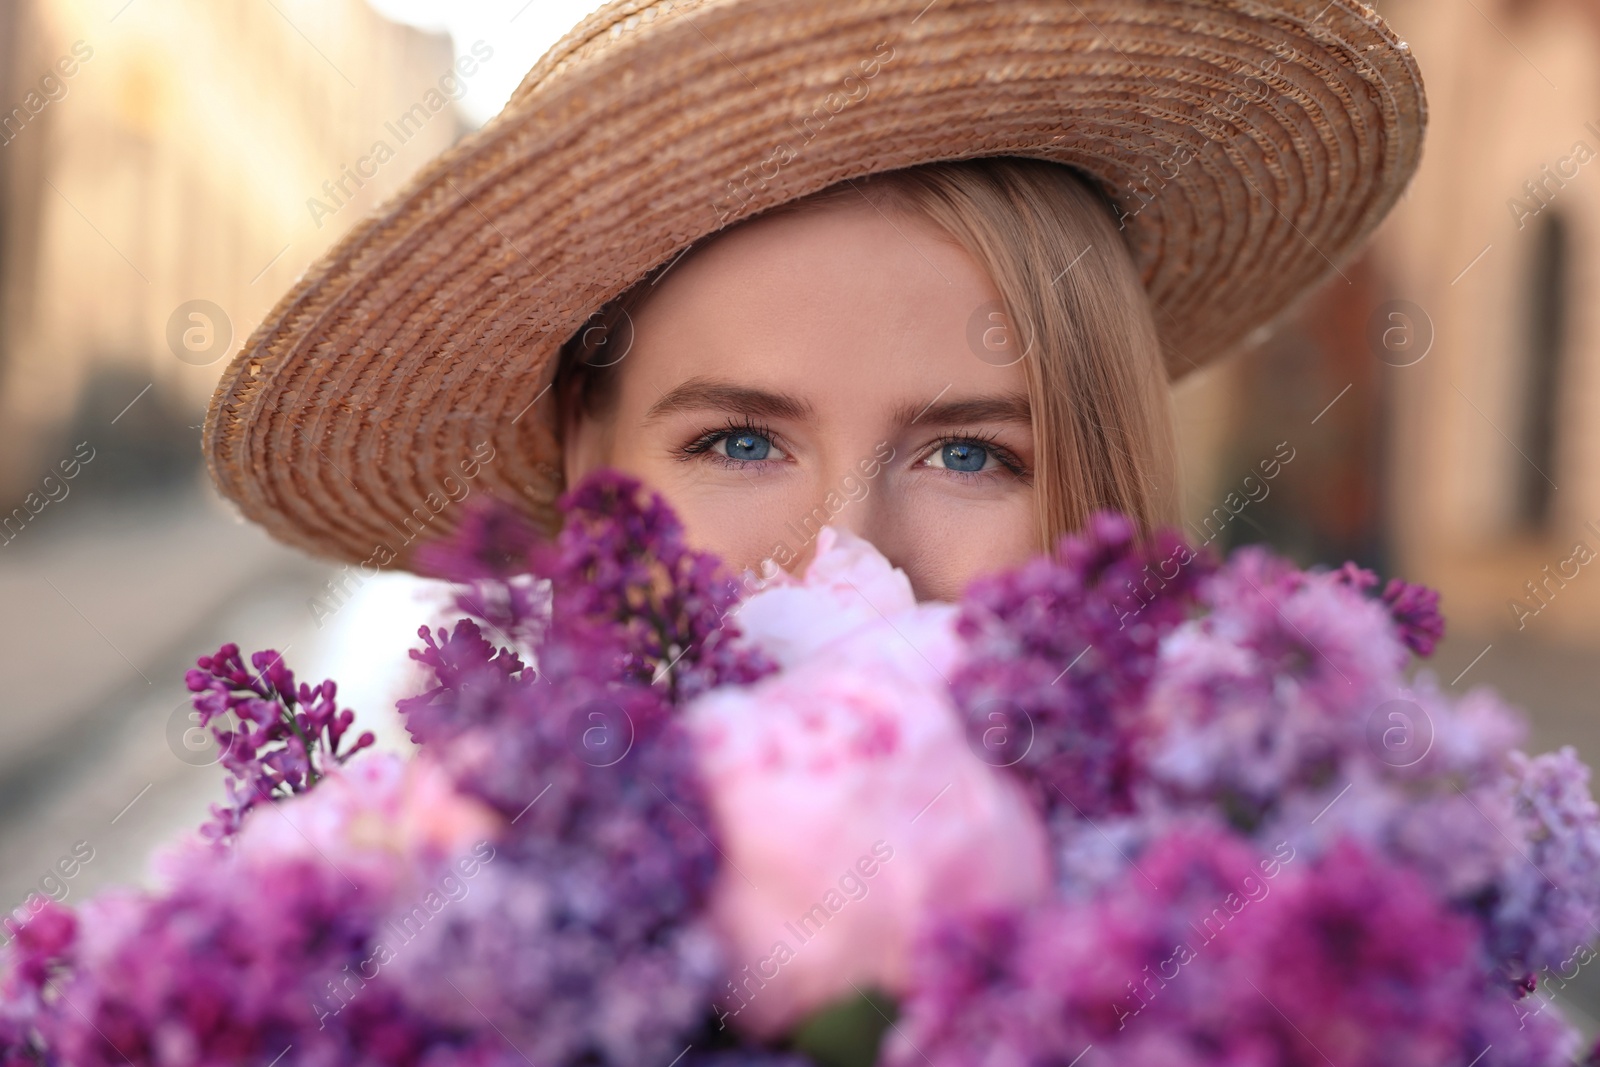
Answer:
202, 0, 1425, 572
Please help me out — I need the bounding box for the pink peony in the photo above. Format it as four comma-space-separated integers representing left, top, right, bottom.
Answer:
727, 526, 959, 671
687, 527, 1050, 1037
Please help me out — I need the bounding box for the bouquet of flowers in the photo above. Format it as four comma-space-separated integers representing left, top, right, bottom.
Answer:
3, 471, 1599, 1067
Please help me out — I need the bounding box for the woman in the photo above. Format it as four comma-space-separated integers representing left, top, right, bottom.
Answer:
555, 159, 1174, 600
202, 0, 1425, 601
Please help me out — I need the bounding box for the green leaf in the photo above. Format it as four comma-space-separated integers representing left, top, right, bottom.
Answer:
787, 988, 898, 1067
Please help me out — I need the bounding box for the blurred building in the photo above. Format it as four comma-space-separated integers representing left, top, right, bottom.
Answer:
0, 0, 462, 501
1376, 0, 1600, 643
1175, 0, 1600, 648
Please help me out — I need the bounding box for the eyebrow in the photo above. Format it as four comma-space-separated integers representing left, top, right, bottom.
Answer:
643, 377, 815, 423
894, 392, 1032, 427
642, 376, 1032, 428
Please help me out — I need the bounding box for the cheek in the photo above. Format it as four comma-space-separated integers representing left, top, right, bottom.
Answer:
672, 491, 807, 574
885, 493, 1039, 601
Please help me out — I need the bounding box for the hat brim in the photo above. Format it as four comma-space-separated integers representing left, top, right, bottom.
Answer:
202, 0, 1425, 571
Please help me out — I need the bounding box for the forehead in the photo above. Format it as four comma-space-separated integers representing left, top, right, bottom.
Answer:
647, 195, 979, 315
615, 196, 1022, 409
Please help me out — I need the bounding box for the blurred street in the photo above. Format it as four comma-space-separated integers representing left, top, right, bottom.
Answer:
0, 483, 437, 913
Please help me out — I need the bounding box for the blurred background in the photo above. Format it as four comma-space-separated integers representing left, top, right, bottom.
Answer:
2, 0, 1598, 1036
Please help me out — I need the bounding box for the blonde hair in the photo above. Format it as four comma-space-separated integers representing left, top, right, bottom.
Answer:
557, 156, 1180, 548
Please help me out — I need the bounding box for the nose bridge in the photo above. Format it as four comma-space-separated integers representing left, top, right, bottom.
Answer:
785, 450, 890, 574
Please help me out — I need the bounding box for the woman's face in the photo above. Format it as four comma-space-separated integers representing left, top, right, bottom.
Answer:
562, 195, 1039, 602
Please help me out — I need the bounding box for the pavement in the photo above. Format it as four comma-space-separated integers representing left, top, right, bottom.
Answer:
0, 484, 441, 919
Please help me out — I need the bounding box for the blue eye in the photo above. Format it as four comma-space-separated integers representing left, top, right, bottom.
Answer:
939, 441, 989, 472
719, 431, 773, 461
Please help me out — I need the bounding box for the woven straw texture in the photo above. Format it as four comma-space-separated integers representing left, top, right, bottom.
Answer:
202, 0, 1426, 571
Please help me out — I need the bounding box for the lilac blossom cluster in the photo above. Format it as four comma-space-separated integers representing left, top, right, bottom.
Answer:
387, 476, 778, 1065
412, 474, 772, 702
0, 474, 790, 1067
0, 752, 508, 1067
893, 512, 1600, 1066
890, 825, 1575, 1066
2, 479, 1598, 1067
368, 475, 790, 1065
184, 643, 375, 842
950, 511, 1216, 817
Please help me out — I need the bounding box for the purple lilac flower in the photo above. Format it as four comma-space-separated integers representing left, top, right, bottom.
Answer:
1124, 540, 1600, 1003
888, 826, 1578, 1067
5, 802, 499, 1067
950, 510, 1215, 816
1380, 577, 1446, 656
1332, 561, 1446, 657
386, 861, 724, 1066
680, 1054, 817, 1066
389, 634, 725, 1063
411, 501, 552, 654
1250, 679, 1543, 964
387, 472, 757, 1064
1491, 747, 1600, 975
0, 473, 766, 1067
1236, 675, 1528, 903
414, 472, 772, 703
0, 901, 73, 1065
399, 617, 530, 751
1139, 545, 1410, 827
5, 489, 1593, 1067
184, 643, 375, 843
